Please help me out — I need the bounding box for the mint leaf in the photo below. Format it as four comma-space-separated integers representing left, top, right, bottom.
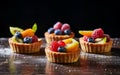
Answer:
32, 23, 37, 33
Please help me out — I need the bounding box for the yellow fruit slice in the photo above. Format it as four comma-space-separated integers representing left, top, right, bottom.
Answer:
63, 38, 79, 52
21, 28, 35, 38
9, 27, 23, 35
63, 38, 72, 44
78, 30, 93, 36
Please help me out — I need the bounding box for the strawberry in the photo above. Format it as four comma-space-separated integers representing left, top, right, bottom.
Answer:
50, 41, 60, 52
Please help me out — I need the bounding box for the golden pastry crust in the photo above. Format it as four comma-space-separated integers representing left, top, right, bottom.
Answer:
79, 37, 113, 53
9, 38, 42, 53
44, 32, 75, 43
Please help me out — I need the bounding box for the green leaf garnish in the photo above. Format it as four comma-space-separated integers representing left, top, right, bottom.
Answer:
32, 23, 37, 33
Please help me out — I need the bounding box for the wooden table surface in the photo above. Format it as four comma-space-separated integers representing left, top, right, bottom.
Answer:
0, 38, 120, 75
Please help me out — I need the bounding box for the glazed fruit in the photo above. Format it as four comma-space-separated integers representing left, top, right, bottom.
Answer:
14, 32, 22, 38
78, 30, 93, 36
92, 28, 104, 39
96, 37, 106, 44
87, 38, 94, 43
54, 29, 62, 35
50, 41, 60, 52
23, 37, 32, 43
49, 38, 79, 52
58, 46, 66, 52
9, 23, 39, 44
32, 35, 38, 43
53, 22, 62, 30
58, 40, 66, 46
48, 28, 54, 33
63, 38, 79, 52
32, 23, 37, 33
21, 28, 35, 38
47, 22, 72, 35
61, 23, 70, 32
64, 29, 71, 35
10, 27, 23, 35
79, 28, 109, 44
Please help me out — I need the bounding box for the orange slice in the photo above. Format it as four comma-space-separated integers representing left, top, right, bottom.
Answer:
21, 28, 35, 38
78, 30, 93, 36
63, 38, 79, 52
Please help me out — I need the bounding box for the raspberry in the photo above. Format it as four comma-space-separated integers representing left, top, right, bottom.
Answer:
61, 23, 70, 32
58, 40, 66, 46
92, 28, 104, 39
50, 41, 60, 52
53, 22, 62, 30
83, 36, 89, 41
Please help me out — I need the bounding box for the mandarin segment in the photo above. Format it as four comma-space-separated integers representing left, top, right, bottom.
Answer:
21, 28, 35, 38
79, 30, 93, 36
63, 38, 72, 44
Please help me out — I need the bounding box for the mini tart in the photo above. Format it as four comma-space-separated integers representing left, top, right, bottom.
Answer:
45, 47, 80, 63
44, 32, 75, 44
8, 38, 42, 54
79, 37, 113, 53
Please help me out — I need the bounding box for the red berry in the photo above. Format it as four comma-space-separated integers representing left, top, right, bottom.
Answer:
50, 41, 60, 52
92, 28, 104, 39
53, 22, 62, 30
32, 35, 38, 43
104, 34, 110, 42
61, 23, 70, 32
58, 40, 66, 46
83, 36, 89, 41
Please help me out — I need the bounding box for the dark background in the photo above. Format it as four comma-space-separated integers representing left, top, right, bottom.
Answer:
0, 0, 120, 38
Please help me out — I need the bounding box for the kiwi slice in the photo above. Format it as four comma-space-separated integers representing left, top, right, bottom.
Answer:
96, 37, 106, 44
9, 27, 23, 35
32, 23, 37, 33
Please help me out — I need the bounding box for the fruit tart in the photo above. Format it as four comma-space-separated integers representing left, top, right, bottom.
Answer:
45, 38, 80, 63
79, 28, 113, 53
8, 23, 42, 53
44, 22, 75, 44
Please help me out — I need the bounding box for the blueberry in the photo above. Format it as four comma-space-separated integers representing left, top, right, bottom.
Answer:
48, 28, 54, 33
64, 29, 71, 35
54, 29, 62, 35
14, 32, 22, 38
23, 37, 32, 43
87, 38, 94, 43
58, 46, 66, 52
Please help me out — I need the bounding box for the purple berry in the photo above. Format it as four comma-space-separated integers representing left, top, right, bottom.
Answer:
64, 29, 71, 35
48, 28, 54, 33
14, 32, 22, 38
58, 46, 66, 52
87, 38, 94, 43
23, 36, 32, 43
54, 29, 62, 35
